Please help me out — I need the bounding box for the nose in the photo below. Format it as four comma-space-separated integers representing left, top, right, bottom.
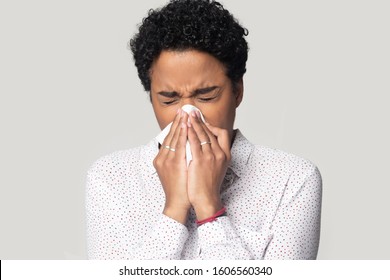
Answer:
179, 99, 196, 108
179, 104, 206, 123
178, 99, 196, 116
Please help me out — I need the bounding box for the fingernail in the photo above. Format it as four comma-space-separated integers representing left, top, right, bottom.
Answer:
195, 110, 200, 119
177, 108, 180, 114
191, 111, 196, 118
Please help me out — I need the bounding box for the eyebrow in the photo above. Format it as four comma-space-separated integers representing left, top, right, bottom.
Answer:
157, 86, 219, 98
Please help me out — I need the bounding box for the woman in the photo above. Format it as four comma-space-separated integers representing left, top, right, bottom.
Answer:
86, 0, 322, 259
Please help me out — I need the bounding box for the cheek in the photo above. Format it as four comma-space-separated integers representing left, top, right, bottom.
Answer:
155, 108, 180, 129
152, 98, 178, 129
157, 113, 174, 128
202, 108, 232, 129
200, 98, 236, 128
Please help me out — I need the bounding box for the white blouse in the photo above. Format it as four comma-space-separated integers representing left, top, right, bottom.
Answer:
86, 130, 322, 259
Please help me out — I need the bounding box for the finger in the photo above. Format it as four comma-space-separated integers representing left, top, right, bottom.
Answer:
175, 116, 188, 160
159, 109, 182, 157
204, 123, 231, 159
162, 109, 182, 147
194, 111, 226, 161
188, 111, 212, 153
169, 112, 188, 160
199, 118, 224, 154
187, 119, 203, 159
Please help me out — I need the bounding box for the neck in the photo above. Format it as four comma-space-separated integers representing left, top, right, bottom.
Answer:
230, 129, 238, 148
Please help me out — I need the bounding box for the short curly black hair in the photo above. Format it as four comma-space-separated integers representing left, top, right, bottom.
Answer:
129, 0, 249, 95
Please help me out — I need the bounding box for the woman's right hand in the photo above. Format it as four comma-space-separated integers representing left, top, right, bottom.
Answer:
153, 109, 190, 224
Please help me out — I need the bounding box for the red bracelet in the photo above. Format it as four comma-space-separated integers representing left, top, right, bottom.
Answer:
196, 207, 226, 226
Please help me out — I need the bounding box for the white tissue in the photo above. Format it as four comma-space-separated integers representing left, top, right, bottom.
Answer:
156, 104, 206, 166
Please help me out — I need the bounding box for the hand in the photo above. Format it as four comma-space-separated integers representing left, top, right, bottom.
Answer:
153, 110, 190, 224
187, 111, 232, 220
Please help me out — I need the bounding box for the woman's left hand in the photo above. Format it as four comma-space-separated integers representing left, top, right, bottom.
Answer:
187, 110, 231, 220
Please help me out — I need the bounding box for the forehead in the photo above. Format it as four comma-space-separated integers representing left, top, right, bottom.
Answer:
150, 50, 228, 92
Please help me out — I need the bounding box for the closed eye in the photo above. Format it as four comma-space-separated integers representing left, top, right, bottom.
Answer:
162, 100, 177, 105
198, 97, 216, 102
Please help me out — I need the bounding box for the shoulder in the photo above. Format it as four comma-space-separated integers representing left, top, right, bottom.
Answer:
233, 130, 321, 184
88, 147, 140, 175
253, 145, 322, 195
86, 142, 153, 186
254, 145, 319, 175
86, 138, 158, 192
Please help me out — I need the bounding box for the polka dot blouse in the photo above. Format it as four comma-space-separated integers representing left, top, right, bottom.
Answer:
85, 129, 322, 259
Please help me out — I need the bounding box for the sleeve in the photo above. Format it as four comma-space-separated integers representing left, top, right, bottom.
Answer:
85, 156, 189, 260
127, 214, 189, 259
263, 164, 323, 259
197, 217, 252, 259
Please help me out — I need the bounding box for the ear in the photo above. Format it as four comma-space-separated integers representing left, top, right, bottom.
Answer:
235, 78, 244, 108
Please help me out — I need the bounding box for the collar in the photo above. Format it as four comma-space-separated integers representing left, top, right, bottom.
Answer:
228, 129, 255, 178
143, 137, 160, 175
143, 129, 254, 178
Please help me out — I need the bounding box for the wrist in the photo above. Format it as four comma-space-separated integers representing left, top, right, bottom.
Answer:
196, 206, 226, 226
193, 200, 223, 221
163, 204, 190, 225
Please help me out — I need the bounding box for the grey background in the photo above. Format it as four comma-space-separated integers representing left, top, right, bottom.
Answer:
0, 0, 389, 259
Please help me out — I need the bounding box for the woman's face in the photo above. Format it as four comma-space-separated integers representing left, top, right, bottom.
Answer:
150, 50, 243, 141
